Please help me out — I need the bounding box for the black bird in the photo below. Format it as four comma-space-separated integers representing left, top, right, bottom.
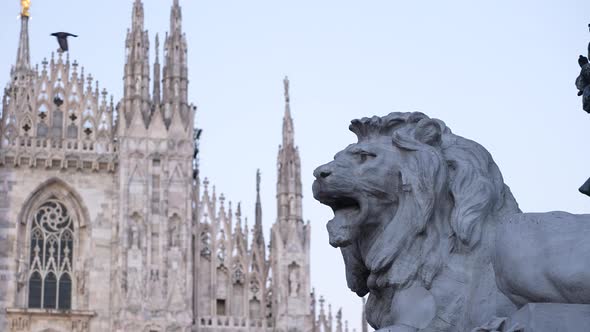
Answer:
50, 32, 78, 52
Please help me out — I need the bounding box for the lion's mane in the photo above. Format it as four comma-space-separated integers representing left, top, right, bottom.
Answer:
342, 112, 519, 298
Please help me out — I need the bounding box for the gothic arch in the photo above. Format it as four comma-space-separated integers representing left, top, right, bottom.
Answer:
15, 177, 91, 310
17, 177, 91, 231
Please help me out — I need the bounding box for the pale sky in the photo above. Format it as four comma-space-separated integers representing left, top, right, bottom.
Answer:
2, 0, 590, 330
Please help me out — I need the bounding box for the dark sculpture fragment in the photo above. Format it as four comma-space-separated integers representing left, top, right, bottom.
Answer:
575, 25, 590, 113
576, 25, 590, 196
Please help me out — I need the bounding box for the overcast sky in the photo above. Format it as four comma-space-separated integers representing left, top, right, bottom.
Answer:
2, 0, 590, 330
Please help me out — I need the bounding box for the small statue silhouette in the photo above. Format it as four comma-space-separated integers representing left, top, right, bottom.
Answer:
576, 24, 590, 197
575, 24, 590, 113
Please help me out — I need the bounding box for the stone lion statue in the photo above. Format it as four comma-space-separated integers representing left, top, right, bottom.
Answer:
312, 112, 590, 332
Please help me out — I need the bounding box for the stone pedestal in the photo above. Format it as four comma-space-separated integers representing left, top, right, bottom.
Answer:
505, 303, 590, 331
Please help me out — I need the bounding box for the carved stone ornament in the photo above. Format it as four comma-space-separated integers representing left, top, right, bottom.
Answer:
15, 255, 28, 292
313, 112, 590, 331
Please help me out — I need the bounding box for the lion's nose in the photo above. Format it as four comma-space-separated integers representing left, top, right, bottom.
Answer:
313, 165, 332, 179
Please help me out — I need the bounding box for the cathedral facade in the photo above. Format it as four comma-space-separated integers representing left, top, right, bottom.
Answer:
0, 1, 361, 332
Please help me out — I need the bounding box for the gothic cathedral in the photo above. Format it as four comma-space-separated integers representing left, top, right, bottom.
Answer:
0, 1, 360, 332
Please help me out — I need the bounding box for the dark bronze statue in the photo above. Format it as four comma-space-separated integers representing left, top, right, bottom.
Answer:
577, 25, 590, 197
575, 24, 590, 113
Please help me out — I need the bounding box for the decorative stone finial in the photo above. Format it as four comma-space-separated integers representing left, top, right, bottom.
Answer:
203, 177, 210, 194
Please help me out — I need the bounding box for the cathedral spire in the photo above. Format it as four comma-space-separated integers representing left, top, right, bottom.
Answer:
254, 169, 264, 246
132, 0, 144, 30
235, 202, 244, 243
170, 0, 183, 33
271, 77, 311, 331
163, 0, 188, 126
282, 76, 295, 148
276, 77, 303, 224
14, 3, 31, 75
122, 0, 150, 129
8, 1, 35, 117
153, 33, 161, 106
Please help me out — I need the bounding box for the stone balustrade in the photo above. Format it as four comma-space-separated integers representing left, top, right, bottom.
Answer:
0, 136, 117, 172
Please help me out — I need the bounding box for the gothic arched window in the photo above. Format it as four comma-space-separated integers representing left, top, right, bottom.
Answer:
28, 198, 74, 310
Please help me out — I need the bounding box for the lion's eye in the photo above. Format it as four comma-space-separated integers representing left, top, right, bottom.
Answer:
358, 152, 376, 163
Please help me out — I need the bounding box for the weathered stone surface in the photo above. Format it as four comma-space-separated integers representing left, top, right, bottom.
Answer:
313, 112, 590, 331
0, 234, 11, 257
505, 303, 590, 332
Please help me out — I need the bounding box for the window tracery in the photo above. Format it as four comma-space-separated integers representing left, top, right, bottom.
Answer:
28, 198, 74, 310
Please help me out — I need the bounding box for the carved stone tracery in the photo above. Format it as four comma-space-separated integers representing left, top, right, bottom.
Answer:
28, 198, 74, 310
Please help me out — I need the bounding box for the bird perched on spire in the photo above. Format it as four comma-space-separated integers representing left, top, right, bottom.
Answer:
50, 32, 78, 52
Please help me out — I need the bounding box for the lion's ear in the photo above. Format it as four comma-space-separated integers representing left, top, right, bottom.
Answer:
414, 119, 442, 147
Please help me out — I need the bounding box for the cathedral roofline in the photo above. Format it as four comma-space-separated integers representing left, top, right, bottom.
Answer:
13, 15, 31, 76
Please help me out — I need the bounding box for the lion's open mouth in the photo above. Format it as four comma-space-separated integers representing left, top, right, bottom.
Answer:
312, 179, 369, 247
327, 196, 360, 212
321, 195, 365, 248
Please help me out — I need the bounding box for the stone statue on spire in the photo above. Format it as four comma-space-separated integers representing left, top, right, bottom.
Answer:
284, 76, 290, 103
21, 0, 30, 17
256, 169, 261, 194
